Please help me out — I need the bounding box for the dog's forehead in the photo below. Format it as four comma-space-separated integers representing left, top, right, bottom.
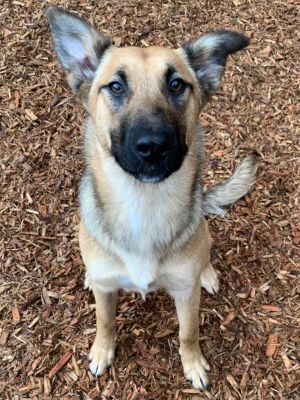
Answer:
97, 46, 192, 82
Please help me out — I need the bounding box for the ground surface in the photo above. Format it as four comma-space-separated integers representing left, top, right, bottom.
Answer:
0, 0, 299, 399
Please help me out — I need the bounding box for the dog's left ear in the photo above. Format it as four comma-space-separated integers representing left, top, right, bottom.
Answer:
46, 6, 111, 104
182, 30, 249, 104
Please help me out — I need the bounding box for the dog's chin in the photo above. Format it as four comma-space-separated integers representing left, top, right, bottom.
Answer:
113, 155, 185, 184
123, 164, 179, 184
135, 173, 168, 184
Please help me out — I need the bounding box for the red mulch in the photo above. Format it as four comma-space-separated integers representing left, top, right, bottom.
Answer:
0, 1, 299, 399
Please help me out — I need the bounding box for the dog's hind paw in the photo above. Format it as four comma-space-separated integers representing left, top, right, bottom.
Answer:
200, 264, 219, 295
88, 340, 115, 377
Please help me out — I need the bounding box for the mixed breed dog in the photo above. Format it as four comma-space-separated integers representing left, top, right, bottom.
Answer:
47, 6, 258, 390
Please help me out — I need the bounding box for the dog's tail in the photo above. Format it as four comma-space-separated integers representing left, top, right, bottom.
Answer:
203, 152, 259, 216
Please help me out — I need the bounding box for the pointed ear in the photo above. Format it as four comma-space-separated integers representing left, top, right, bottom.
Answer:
46, 6, 111, 103
182, 30, 249, 104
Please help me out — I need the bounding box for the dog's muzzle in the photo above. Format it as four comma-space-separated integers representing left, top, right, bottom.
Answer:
111, 117, 187, 183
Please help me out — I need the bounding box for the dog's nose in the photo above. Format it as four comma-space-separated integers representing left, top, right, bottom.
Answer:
134, 134, 173, 162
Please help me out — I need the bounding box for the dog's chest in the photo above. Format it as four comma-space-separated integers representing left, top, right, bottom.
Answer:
81, 165, 198, 295
117, 257, 157, 293
107, 177, 186, 254
88, 251, 160, 295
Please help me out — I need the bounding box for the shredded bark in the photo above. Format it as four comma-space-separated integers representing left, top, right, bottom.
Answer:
1, 0, 299, 399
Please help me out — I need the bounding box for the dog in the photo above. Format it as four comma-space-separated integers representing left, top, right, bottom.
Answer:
47, 6, 258, 390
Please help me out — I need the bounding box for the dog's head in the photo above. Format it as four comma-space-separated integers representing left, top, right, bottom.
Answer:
47, 7, 249, 183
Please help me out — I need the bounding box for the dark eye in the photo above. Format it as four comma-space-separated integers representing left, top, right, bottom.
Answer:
108, 81, 124, 95
169, 78, 185, 94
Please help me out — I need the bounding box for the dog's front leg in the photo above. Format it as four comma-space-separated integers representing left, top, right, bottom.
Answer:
172, 286, 210, 390
88, 287, 118, 377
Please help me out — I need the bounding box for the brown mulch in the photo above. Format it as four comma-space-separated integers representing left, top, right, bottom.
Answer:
0, 0, 299, 399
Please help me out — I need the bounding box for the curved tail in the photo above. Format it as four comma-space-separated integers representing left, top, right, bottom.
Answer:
203, 153, 259, 216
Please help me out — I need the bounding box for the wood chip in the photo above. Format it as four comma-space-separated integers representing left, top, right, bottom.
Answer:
25, 192, 33, 204
42, 287, 52, 305
25, 109, 38, 121
44, 377, 51, 395
226, 374, 238, 388
266, 333, 279, 357
222, 311, 236, 326
28, 356, 43, 376
212, 149, 225, 157
181, 388, 202, 394
154, 329, 174, 338
260, 305, 281, 312
258, 45, 272, 58
280, 352, 292, 369
48, 351, 72, 378
88, 387, 100, 399
0, 330, 10, 345
240, 370, 249, 392
12, 307, 21, 323
127, 362, 138, 373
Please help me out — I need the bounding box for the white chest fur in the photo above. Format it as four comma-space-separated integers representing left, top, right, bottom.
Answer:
101, 155, 199, 254
87, 250, 159, 295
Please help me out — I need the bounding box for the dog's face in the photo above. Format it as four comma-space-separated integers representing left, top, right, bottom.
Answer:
47, 7, 248, 183
89, 47, 200, 182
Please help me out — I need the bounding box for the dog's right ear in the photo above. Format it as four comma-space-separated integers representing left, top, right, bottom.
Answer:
46, 6, 111, 104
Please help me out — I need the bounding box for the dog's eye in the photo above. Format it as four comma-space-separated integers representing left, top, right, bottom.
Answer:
169, 79, 185, 94
109, 82, 124, 95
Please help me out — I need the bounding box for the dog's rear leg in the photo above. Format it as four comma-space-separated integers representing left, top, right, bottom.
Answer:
200, 263, 219, 295
88, 287, 118, 377
172, 286, 210, 390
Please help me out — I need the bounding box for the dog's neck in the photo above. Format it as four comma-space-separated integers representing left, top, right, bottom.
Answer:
80, 119, 205, 258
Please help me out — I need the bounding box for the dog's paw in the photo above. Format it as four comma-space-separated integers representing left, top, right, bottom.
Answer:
88, 341, 115, 377
200, 264, 219, 295
181, 352, 210, 390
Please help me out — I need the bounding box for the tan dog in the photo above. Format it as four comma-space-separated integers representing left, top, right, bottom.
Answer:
47, 7, 258, 390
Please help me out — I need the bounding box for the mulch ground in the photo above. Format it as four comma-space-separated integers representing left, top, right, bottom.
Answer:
0, 0, 299, 399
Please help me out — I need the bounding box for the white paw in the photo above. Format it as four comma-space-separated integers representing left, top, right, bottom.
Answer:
88, 341, 115, 377
182, 352, 210, 390
201, 264, 219, 295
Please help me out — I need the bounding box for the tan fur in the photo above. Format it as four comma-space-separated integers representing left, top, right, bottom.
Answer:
87, 47, 201, 152
47, 7, 257, 389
